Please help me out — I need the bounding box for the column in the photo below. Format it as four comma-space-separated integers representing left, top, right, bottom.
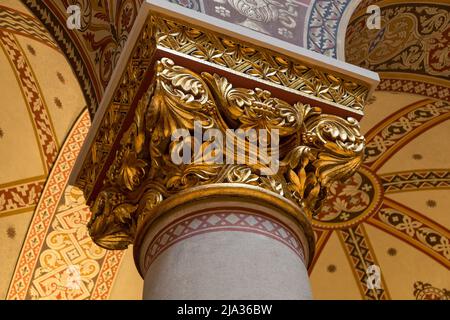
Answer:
135, 185, 314, 300
70, 0, 378, 300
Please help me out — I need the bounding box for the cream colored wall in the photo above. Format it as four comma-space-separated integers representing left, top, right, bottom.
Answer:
108, 247, 143, 300
0, 0, 87, 299
0, 210, 33, 299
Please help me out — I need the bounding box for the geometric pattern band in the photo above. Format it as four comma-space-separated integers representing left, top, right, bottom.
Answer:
0, 5, 59, 50
7, 110, 91, 299
338, 225, 391, 300
0, 30, 59, 172
381, 170, 450, 193
378, 78, 450, 102
369, 199, 450, 268
6, 109, 125, 300
365, 100, 450, 169
144, 210, 306, 274
0, 180, 45, 217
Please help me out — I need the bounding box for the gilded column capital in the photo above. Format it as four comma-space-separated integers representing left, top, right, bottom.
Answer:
86, 57, 365, 251
70, 2, 375, 255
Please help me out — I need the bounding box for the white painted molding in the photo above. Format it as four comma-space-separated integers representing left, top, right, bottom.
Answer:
145, 0, 380, 90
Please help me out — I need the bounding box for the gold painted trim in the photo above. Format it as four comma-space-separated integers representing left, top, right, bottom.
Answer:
151, 12, 371, 112
83, 57, 365, 253
0, 206, 36, 219
378, 72, 450, 88
146, 0, 379, 92
0, 175, 46, 188
158, 46, 365, 117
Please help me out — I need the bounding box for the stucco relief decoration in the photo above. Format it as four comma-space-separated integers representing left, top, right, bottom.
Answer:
6, 0, 448, 301
85, 57, 365, 250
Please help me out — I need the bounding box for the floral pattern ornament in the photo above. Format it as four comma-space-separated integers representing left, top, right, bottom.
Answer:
21, 0, 144, 114
312, 166, 383, 230
307, 0, 352, 58
85, 58, 365, 250
378, 208, 450, 261
414, 281, 450, 300
201, 0, 309, 45
64, 0, 143, 87
346, 4, 450, 81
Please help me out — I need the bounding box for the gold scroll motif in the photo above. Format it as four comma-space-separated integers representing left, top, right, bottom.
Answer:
153, 14, 369, 111
75, 16, 156, 198
76, 13, 371, 204
87, 58, 365, 250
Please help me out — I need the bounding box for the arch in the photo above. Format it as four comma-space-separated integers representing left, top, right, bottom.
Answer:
21, 0, 99, 115
306, 0, 363, 60
20, 0, 145, 116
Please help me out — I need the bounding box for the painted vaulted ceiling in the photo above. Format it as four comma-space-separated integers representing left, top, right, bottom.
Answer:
0, 0, 449, 300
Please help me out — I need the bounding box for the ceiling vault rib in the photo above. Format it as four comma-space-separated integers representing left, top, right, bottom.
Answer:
308, 230, 332, 272
0, 0, 448, 300
380, 169, 450, 194
337, 224, 391, 300
367, 197, 450, 269
364, 100, 450, 170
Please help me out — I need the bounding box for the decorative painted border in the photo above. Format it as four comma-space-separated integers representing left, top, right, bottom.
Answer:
378, 78, 450, 102
7, 110, 125, 300
307, 0, 354, 58
0, 5, 60, 50
0, 180, 44, 217
381, 170, 450, 193
368, 198, 450, 268
365, 100, 450, 169
144, 210, 306, 273
338, 224, 391, 300
7, 111, 90, 299
91, 250, 125, 300
7, 0, 447, 300
0, 30, 59, 172
20, 0, 99, 115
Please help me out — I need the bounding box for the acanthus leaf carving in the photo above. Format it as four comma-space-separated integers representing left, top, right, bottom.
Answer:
86, 57, 365, 250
